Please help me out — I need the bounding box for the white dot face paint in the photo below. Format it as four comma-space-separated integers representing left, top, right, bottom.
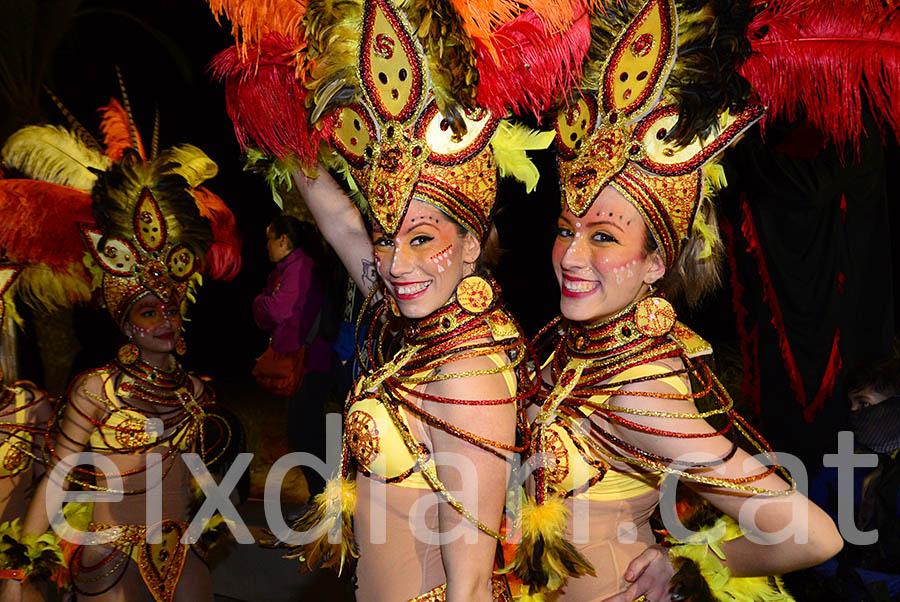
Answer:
430, 244, 454, 273
553, 187, 658, 324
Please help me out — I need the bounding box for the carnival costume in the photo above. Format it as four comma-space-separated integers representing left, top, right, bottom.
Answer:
0, 90, 240, 600
501, 0, 806, 599
206, 0, 594, 598
0, 263, 59, 583
510, 0, 900, 597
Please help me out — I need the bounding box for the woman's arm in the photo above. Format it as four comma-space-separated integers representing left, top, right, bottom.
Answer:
423, 355, 517, 602
0, 375, 105, 601
292, 167, 377, 295
603, 370, 842, 577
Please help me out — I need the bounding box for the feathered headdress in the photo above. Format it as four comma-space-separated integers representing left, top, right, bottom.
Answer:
740, 0, 900, 153
0, 90, 242, 320
208, 0, 589, 236
554, 0, 761, 268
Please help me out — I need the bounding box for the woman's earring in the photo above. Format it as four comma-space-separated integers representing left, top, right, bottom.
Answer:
175, 337, 187, 356
118, 336, 139, 365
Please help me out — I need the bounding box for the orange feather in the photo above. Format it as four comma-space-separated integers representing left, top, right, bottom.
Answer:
99, 99, 145, 162
192, 187, 242, 281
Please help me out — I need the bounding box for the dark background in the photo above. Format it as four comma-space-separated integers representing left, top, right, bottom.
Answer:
2, 0, 898, 446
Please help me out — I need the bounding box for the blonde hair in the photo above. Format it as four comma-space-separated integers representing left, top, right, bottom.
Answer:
646, 196, 724, 308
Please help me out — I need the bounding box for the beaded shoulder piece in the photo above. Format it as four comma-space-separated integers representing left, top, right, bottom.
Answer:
48, 360, 231, 494
342, 275, 536, 538
531, 294, 791, 498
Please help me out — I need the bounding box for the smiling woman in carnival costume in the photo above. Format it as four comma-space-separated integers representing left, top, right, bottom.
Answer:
206, 0, 597, 598
0, 95, 240, 601
504, 0, 853, 600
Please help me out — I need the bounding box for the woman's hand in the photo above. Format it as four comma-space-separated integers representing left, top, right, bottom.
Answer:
601, 545, 674, 602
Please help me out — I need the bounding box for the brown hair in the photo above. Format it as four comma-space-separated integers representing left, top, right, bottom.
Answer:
644, 197, 724, 308
450, 216, 501, 275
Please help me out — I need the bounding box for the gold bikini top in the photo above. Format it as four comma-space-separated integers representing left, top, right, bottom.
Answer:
539, 363, 689, 500
346, 352, 517, 488
83, 365, 209, 454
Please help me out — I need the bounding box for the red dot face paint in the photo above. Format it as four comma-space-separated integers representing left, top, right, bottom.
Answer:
553, 187, 660, 324
371, 200, 468, 319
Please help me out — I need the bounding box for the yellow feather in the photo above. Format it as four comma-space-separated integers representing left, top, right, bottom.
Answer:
1, 125, 110, 191
703, 162, 728, 193
490, 121, 555, 193
161, 144, 218, 188
13, 265, 92, 315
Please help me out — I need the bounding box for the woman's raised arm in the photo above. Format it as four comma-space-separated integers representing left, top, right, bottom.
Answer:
292, 167, 377, 296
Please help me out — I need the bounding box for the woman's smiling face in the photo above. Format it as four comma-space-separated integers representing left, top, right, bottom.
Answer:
552, 187, 665, 324
122, 293, 182, 354
372, 200, 480, 319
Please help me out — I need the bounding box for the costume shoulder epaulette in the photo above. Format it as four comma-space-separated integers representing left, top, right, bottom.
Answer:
670, 322, 712, 358
485, 307, 521, 342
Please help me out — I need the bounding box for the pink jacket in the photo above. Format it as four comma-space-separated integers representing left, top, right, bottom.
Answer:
252, 249, 332, 372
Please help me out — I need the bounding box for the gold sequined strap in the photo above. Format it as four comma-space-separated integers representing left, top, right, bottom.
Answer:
408, 575, 512, 601
359, 343, 423, 392
535, 358, 590, 424
560, 413, 795, 496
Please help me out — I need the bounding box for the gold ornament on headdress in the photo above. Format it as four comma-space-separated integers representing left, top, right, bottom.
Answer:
555, 0, 763, 268
81, 152, 212, 325
329, 0, 505, 240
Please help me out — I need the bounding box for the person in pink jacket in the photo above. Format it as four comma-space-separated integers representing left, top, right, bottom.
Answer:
254, 215, 334, 497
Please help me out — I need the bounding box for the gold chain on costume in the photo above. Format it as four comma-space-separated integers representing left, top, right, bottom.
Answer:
345, 279, 533, 537
49, 359, 230, 495
532, 293, 795, 497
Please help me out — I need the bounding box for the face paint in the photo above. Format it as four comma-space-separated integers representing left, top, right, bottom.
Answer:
429, 244, 454, 273
123, 293, 182, 355
552, 187, 664, 324
372, 200, 473, 319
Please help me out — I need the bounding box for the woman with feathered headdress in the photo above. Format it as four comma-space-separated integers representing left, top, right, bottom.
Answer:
503, 0, 880, 599
207, 0, 591, 598
0, 93, 240, 602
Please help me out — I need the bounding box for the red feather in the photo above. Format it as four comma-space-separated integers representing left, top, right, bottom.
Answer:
99, 98, 146, 162
475, 8, 591, 118
209, 33, 332, 164
192, 187, 242, 281
0, 180, 94, 270
742, 0, 900, 152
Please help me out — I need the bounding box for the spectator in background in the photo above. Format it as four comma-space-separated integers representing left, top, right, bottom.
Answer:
801, 358, 900, 601
253, 215, 334, 498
